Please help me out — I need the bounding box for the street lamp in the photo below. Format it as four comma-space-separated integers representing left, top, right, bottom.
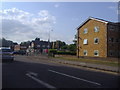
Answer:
48, 29, 53, 50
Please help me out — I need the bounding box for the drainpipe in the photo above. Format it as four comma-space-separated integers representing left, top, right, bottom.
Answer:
77, 29, 80, 58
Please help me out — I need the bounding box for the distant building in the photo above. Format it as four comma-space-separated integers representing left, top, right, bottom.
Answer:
14, 44, 27, 51
29, 38, 50, 54
77, 17, 120, 58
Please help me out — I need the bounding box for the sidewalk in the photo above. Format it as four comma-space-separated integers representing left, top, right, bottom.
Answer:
27, 54, 119, 73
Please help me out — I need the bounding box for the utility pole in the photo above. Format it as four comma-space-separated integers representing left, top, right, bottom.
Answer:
48, 29, 53, 51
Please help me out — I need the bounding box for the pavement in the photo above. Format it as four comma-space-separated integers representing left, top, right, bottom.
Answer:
26, 54, 119, 73
2, 55, 119, 88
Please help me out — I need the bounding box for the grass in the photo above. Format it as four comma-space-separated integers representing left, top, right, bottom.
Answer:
53, 55, 119, 67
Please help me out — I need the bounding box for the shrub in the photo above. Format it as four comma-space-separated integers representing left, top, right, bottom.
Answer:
49, 49, 57, 54
48, 49, 57, 57
57, 51, 76, 55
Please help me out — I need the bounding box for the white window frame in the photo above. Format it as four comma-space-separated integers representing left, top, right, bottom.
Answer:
83, 28, 88, 34
94, 26, 99, 32
94, 38, 99, 44
83, 50, 87, 56
83, 39, 88, 45
94, 50, 99, 56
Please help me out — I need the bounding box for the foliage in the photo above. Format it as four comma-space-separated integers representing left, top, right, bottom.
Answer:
67, 44, 76, 52
48, 49, 57, 57
51, 40, 66, 49
61, 45, 68, 50
20, 41, 31, 48
57, 51, 76, 55
49, 49, 57, 54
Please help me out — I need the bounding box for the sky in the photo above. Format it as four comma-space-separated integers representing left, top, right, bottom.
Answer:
0, 2, 119, 44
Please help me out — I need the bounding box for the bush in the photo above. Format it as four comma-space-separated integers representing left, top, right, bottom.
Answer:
49, 49, 57, 54
57, 51, 76, 55
48, 49, 76, 57
48, 49, 57, 57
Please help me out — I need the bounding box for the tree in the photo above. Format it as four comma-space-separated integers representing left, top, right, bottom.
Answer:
0, 38, 18, 50
52, 40, 66, 50
73, 33, 77, 45
68, 44, 76, 52
20, 41, 31, 48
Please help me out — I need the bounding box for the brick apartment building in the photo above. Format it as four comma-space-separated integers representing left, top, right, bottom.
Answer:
77, 17, 120, 58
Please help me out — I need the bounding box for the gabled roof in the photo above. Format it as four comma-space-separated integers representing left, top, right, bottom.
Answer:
77, 17, 110, 30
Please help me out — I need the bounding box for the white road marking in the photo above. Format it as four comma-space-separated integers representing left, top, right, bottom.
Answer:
27, 71, 38, 76
26, 73, 56, 89
48, 69, 101, 86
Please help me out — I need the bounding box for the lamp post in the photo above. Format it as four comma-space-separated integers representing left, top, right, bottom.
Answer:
48, 29, 53, 51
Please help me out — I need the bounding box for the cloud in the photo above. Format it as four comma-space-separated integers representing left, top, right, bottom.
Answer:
0, 8, 56, 43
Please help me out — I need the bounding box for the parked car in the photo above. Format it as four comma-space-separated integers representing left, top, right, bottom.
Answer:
13, 50, 26, 55
0, 47, 14, 62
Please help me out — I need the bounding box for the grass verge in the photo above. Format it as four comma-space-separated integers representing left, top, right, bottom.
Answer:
53, 55, 119, 67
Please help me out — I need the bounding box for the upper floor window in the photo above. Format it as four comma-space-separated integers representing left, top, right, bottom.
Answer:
94, 38, 99, 44
109, 37, 114, 42
83, 28, 88, 34
83, 39, 88, 45
94, 26, 99, 32
116, 38, 119, 42
109, 25, 116, 31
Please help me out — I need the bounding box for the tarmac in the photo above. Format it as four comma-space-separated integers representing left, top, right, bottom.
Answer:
26, 54, 119, 73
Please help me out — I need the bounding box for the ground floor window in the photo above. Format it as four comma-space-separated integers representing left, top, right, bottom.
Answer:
94, 50, 99, 56
109, 50, 114, 56
83, 50, 87, 56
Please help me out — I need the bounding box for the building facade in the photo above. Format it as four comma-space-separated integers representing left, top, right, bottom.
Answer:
29, 38, 50, 54
77, 17, 120, 58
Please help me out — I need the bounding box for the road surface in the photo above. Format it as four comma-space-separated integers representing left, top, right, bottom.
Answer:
2, 55, 119, 88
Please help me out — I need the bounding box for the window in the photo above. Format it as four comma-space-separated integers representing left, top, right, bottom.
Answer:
109, 37, 114, 42
116, 38, 119, 42
109, 50, 114, 56
83, 39, 88, 45
37, 45, 40, 47
42, 45, 45, 47
83, 50, 87, 56
94, 50, 99, 56
94, 26, 99, 32
109, 25, 115, 31
83, 28, 88, 34
94, 38, 99, 44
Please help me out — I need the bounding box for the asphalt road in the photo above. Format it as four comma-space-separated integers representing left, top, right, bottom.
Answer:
2, 55, 119, 88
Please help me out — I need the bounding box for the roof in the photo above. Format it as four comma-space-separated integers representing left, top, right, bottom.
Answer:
77, 17, 110, 30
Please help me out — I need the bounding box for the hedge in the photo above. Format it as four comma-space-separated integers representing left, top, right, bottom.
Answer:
48, 49, 76, 56
57, 51, 76, 55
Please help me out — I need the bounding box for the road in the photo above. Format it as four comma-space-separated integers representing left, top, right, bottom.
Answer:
2, 55, 119, 88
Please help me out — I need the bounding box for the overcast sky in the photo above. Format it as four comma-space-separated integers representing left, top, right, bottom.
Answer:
0, 2, 118, 44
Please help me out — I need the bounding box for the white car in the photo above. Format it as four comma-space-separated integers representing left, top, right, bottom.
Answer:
0, 47, 14, 62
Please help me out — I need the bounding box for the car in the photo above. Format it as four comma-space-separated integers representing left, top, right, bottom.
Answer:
13, 50, 26, 55
0, 47, 14, 62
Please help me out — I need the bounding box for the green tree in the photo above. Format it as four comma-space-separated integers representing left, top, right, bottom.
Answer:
68, 44, 76, 52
